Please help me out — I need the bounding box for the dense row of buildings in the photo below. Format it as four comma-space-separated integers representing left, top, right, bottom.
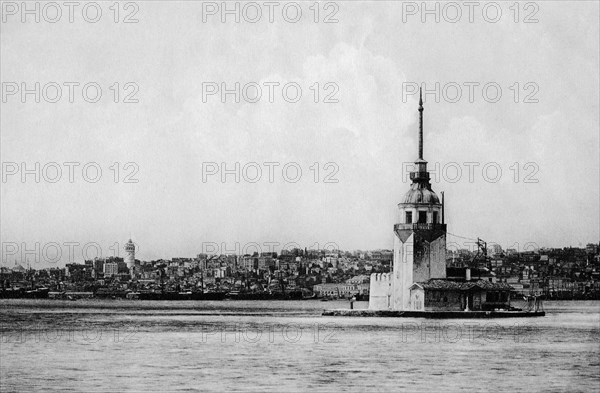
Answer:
0, 247, 390, 298
1, 243, 599, 300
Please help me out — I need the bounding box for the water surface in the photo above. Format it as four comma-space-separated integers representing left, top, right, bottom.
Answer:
1, 299, 598, 392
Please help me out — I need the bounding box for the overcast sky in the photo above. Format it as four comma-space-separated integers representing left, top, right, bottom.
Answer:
1, 1, 598, 266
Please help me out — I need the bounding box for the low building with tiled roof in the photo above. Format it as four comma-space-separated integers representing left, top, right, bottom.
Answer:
409, 278, 513, 312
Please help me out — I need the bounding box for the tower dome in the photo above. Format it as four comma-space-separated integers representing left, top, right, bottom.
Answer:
403, 183, 440, 204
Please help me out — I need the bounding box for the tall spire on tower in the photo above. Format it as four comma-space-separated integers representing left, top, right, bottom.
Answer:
409, 87, 430, 188
418, 87, 424, 160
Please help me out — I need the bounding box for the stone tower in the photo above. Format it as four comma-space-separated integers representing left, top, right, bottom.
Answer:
124, 239, 135, 273
369, 90, 447, 311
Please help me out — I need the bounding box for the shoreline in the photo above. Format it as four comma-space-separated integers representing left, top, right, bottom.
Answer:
0, 298, 364, 311
2, 298, 599, 314
322, 309, 546, 318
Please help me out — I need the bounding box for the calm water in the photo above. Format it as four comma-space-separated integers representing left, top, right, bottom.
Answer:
1, 299, 599, 392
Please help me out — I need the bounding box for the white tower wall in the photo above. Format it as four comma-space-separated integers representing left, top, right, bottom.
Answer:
368, 273, 392, 310
124, 240, 135, 272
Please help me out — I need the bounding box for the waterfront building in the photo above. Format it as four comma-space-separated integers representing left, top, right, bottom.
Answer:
369, 91, 447, 311
408, 279, 512, 311
104, 262, 119, 277
346, 275, 370, 284
241, 254, 258, 271
92, 259, 104, 275
313, 283, 368, 298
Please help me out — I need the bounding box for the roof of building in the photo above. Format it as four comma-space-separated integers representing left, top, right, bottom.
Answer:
403, 183, 440, 204
410, 279, 512, 291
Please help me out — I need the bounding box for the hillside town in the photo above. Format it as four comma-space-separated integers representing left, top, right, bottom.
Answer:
1, 242, 599, 300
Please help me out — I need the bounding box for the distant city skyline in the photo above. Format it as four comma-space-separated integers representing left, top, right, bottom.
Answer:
2, 237, 598, 269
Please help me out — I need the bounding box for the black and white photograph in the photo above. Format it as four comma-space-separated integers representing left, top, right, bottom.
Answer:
1, 1, 599, 392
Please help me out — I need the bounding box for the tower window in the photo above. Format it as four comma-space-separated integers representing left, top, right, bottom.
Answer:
418, 211, 427, 223
433, 211, 438, 224
405, 212, 413, 224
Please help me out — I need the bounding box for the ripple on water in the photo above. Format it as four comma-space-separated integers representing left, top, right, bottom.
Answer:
1, 299, 599, 392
